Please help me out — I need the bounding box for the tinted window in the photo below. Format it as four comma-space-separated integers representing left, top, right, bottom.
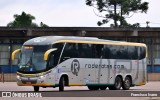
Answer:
52, 43, 64, 65
116, 46, 128, 59
103, 45, 111, 59
78, 44, 93, 58
109, 45, 117, 59
128, 46, 138, 60
103, 45, 139, 60
34, 45, 49, 52
61, 43, 79, 62
138, 47, 146, 60
94, 44, 104, 58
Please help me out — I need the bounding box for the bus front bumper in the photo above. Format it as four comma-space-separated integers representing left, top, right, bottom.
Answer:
16, 75, 55, 87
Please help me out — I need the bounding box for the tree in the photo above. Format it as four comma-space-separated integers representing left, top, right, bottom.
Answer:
7, 12, 48, 28
7, 11, 38, 27
86, 0, 149, 27
40, 22, 49, 27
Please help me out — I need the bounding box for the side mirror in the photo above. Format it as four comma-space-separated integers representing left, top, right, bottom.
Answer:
12, 49, 21, 60
44, 48, 57, 61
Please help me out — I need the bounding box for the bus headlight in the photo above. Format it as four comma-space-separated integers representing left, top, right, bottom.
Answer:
17, 75, 20, 79
40, 75, 44, 79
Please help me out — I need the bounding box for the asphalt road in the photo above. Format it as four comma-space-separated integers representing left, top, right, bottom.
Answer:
0, 81, 160, 100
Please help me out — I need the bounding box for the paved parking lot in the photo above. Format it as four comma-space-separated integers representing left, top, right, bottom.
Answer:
0, 81, 160, 100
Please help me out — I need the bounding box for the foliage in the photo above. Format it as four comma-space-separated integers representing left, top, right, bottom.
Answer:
40, 22, 49, 27
7, 11, 48, 28
86, 0, 149, 27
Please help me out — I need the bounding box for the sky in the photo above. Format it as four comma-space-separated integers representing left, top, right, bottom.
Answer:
0, 0, 159, 27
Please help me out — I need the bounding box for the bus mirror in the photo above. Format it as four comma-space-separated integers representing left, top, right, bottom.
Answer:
12, 49, 21, 61
44, 48, 57, 61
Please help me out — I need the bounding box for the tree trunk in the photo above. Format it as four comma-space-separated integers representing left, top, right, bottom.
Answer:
114, 4, 118, 27
120, 4, 123, 27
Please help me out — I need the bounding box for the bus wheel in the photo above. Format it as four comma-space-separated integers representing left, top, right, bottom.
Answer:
88, 86, 99, 90
59, 77, 65, 91
122, 76, 131, 90
100, 86, 107, 90
34, 86, 39, 92
109, 76, 122, 90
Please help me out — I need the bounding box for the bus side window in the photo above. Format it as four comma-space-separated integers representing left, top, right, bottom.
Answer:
110, 45, 117, 59
103, 45, 111, 59
61, 43, 79, 61
52, 43, 64, 65
116, 46, 121, 59
94, 44, 104, 58
128, 46, 138, 60
138, 47, 146, 60
78, 44, 93, 58
47, 53, 55, 69
117, 46, 128, 59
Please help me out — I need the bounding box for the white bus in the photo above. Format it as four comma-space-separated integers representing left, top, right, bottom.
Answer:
12, 36, 147, 91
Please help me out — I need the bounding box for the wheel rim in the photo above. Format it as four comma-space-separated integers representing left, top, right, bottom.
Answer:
115, 78, 121, 89
125, 79, 130, 88
116, 80, 120, 88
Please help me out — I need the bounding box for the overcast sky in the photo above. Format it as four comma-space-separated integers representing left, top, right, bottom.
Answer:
0, 0, 159, 27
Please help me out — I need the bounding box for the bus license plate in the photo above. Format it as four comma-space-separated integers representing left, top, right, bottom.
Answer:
26, 82, 31, 84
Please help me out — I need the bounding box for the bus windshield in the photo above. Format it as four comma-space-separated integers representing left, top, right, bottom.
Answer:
18, 45, 50, 73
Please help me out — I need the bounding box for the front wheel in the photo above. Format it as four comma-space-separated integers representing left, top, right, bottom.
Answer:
122, 77, 131, 90
59, 77, 65, 91
34, 86, 39, 92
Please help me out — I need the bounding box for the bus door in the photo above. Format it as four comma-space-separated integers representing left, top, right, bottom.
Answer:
94, 44, 106, 84
99, 45, 110, 84
80, 44, 97, 85
46, 52, 57, 84
84, 44, 102, 85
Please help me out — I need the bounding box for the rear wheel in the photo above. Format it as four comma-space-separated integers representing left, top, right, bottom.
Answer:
109, 76, 122, 90
122, 76, 131, 90
59, 77, 65, 91
33, 86, 39, 92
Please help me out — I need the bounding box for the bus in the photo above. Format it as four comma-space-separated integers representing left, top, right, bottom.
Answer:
12, 36, 147, 91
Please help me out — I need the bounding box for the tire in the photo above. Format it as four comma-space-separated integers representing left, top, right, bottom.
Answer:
122, 77, 131, 90
100, 86, 107, 90
109, 76, 122, 90
34, 86, 39, 92
88, 86, 99, 90
59, 77, 65, 91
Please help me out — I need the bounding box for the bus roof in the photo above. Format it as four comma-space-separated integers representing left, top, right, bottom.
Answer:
23, 36, 146, 47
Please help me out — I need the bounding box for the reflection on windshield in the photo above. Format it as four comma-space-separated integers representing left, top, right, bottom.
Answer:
32, 52, 46, 71
18, 46, 48, 73
20, 50, 32, 66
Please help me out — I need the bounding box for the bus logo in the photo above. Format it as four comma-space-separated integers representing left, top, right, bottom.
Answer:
71, 59, 80, 76
34, 37, 46, 42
